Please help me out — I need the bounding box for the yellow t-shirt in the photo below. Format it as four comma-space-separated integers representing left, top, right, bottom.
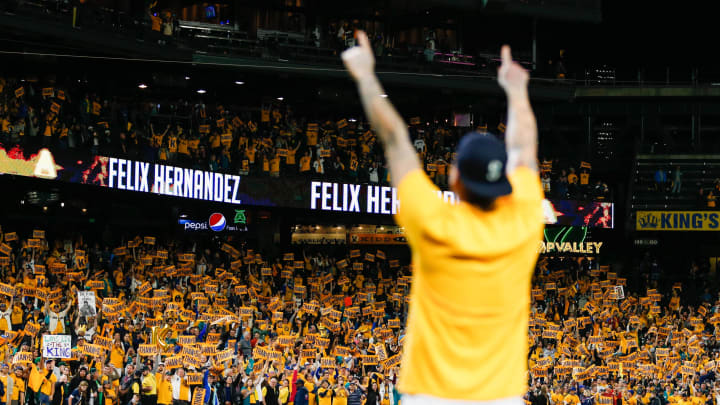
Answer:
691, 397, 704, 405
334, 387, 348, 405
317, 387, 333, 405
279, 386, 290, 404
11, 305, 23, 324
178, 139, 189, 155
12, 374, 26, 400
565, 394, 580, 405
168, 136, 178, 153
157, 377, 172, 404
110, 344, 125, 369
287, 149, 297, 165
395, 167, 543, 401
304, 381, 315, 405
105, 387, 116, 405
300, 156, 311, 172
271, 157, 281, 174
142, 373, 157, 395
40, 369, 57, 396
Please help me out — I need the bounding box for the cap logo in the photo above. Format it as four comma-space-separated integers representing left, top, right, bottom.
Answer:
486, 160, 503, 182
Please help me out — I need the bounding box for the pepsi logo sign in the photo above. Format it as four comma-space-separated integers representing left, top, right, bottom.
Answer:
209, 213, 226, 232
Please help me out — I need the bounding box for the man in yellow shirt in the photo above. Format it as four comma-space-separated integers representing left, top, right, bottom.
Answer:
564, 389, 580, 405
38, 360, 57, 405
156, 371, 173, 405
343, 33, 542, 404
550, 386, 564, 405
141, 365, 157, 405
315, 379, 333, 405
11, 365, 26, 405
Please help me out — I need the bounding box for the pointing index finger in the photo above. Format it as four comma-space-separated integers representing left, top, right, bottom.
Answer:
356, 30, 370, 51
501, 45, 512, 66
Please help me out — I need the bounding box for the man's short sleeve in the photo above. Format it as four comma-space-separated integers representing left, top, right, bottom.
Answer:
395, 169, 446, 238
508, 167, 543, 203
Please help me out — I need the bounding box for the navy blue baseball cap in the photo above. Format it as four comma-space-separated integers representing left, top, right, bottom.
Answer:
454, 132, 512, 199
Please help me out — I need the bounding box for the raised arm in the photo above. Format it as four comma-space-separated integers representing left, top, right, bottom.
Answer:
342, 31, 420, 187
498, 45, 537, 174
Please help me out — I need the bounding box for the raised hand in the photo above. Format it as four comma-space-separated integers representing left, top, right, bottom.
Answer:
341, 31, 375, 81
497, 45, 529, 98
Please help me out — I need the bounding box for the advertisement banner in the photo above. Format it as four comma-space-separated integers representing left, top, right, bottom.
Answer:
291, 225, 346, 245
0, 145, 612, 227
539, 241, 603, 255
178, 211, 249, 233
348, 225, 407, 245
636, 211, 720, 231
310, 181, 458, 215
42, 335, 71, 358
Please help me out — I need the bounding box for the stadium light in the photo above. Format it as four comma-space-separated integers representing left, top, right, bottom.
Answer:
185, 76, 191, 80
138, 84, 148, 89
380, 94, 388, 98
277, 97, 284, 101
235, 81, 245, 85
197, 89, 207, 94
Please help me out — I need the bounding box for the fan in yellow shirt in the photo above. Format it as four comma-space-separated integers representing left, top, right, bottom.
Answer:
550, 387, 565, 405
343, 33, 542, 403
316, 380, 333, 405
333, 378, 349, 405
564, 390, 580, 405
157, 371, 173, 405
278, 379, 291, 405
11, 366, 27, 405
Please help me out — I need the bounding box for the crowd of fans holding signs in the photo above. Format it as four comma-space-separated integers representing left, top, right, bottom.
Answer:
0, 227, 718, 405
0, 77, 606, 196
0, 227, 409, 405
526, 257, 720, 405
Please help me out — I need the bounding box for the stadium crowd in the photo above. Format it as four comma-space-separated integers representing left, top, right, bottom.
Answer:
0, 226, 717, 405
0, 228, 409, 405
0, 77, 609, 199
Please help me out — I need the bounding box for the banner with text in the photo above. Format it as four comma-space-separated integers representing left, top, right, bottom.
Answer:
348, 225, 407, 245
0, 145, 612, 226
636, 211, 720, 231
291, 225, 347, 245
42, 335, 71, 358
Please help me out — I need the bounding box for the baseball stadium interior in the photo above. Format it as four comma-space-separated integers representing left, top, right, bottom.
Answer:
2, 0, 720, 404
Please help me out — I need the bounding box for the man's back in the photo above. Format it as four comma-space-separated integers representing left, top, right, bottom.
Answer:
395, 167, 543, 401
342, 34, 541, 403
